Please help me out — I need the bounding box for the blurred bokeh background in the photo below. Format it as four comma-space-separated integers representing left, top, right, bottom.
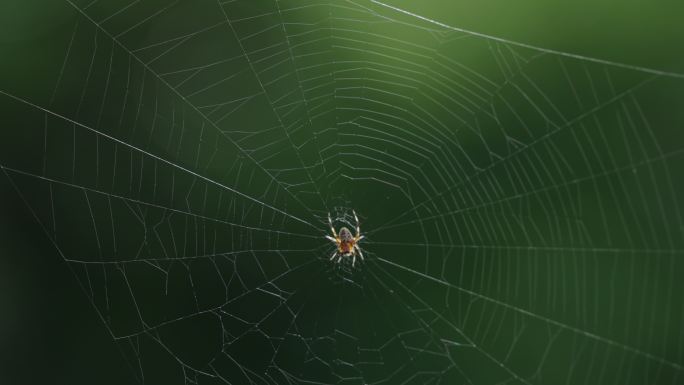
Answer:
2, 1, 684, 384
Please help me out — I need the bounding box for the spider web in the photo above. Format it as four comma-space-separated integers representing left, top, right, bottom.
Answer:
1, 0, 684, 384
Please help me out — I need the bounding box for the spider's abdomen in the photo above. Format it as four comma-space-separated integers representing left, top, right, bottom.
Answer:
339, 227, 353, 241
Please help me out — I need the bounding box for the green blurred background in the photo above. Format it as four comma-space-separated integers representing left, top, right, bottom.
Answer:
1, 1, 684, 384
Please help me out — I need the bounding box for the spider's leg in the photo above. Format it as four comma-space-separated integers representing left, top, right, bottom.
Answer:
328, 213, 337, 238
353, 210, 360, 238
330, 251, 338, 261
356, 235, 365, 242
354, 244, 364, 260
325, 235, 338, 244
352, 254, 356, 268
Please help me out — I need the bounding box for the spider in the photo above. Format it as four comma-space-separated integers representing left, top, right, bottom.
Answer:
326, 210, 365, 267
